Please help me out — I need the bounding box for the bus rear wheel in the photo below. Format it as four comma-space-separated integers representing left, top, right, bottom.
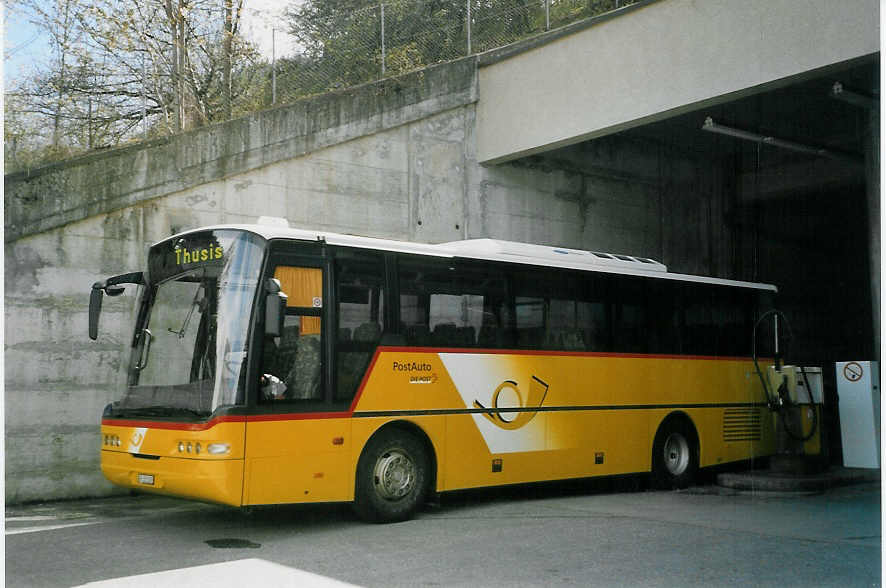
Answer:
651, 417, 698, 489
353, 429, 429, 523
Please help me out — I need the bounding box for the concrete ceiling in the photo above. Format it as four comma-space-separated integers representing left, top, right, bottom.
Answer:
619, 56, 879, 186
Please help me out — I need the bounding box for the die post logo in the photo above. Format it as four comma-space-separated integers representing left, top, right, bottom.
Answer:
393, 360, 439, 385
473, 376, 549, 430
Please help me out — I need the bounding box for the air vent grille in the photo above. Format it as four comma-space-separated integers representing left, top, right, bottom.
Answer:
723, 408, 762, 442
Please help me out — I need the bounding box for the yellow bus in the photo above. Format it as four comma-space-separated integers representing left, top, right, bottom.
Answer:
90, 221, 777, 522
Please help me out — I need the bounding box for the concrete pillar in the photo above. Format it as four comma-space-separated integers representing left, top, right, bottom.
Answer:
865, 107, 880, 359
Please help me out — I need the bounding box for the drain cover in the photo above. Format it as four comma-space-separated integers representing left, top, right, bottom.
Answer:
205, 538, 261, 549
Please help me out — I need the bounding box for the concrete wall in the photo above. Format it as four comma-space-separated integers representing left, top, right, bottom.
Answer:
477, 0, 879, 163
5, 59, 478, 243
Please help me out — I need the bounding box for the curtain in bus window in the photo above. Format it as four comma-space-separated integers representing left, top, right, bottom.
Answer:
335, 253, 384, 402
275, 266, 322, 335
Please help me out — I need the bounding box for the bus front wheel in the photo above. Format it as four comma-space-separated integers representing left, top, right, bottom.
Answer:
651, 417, 698, 489
353, 429, 429, 523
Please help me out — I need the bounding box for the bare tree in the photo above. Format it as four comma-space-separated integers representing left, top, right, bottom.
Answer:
13, 0, 85, 149
5, 0, 262, 171
222, 0, 244, 121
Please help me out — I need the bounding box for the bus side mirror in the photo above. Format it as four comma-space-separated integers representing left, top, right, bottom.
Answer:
265, 278, 288, 337
88, 272, 143, 341
89, 283, 104, 340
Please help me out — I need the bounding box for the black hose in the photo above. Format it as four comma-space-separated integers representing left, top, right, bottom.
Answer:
751, 309, 818, 442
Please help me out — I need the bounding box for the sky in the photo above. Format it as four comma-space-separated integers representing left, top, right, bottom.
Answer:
239, 0, 301, 59
3, 0, 301, 90
4, 3, 49, 88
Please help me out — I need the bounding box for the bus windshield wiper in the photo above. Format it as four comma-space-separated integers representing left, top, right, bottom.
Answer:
112, 406, 207, 419
168, 287, 203, 339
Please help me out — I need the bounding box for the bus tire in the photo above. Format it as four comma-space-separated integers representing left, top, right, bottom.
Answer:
651, 417, 698, 489
353, 429, 429, 523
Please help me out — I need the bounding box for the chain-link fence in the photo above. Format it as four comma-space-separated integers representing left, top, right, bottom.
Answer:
273, 0, 633, 104
5, 0, 634, 173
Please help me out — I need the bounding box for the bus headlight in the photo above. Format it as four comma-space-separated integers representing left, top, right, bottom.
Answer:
207, 443, 230, 455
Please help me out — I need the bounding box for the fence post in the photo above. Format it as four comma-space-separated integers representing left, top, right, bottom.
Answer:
381, 4, 386, 76
272, 28, 277, 105
466, 0, 471, 54
142, 54, 147, 139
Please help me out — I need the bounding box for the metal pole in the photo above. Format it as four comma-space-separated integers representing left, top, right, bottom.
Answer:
272, 28, 277, 104
380, 4, 386, 76
545, 0, 550, 30
466, 0, 471, 54
142, 53, 148, 139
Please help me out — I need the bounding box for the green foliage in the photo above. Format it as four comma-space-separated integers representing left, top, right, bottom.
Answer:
280, 0, 627, 100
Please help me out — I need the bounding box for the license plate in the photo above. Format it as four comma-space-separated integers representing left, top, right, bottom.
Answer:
137, 473, 155, 486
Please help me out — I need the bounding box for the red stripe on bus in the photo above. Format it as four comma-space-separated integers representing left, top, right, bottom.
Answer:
346, 349, 382, 412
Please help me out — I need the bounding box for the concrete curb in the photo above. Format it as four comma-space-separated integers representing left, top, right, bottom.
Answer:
717, 467, 880, 492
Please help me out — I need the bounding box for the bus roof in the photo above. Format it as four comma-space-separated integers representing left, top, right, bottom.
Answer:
164, 222, 777, 292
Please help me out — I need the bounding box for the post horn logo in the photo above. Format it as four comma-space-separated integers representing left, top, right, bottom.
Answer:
473, 376, 549, 430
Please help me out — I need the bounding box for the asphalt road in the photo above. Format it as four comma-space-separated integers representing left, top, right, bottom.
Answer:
5, 479, 881, 587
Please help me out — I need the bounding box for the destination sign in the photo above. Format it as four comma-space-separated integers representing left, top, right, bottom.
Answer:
175, 245, 224, 265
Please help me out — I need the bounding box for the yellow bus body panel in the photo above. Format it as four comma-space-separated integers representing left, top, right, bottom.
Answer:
100, 420, 246, 506
355, 351, 775, 492
242, 417, 353, 505
101, 350, 775, 506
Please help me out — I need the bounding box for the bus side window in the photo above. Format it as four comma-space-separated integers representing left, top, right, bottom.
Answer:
260, 266, 324, 402
513, 269, 600, 352
399, 257, 507, 349
712, 286, 754, 357
680, 284, 714, 356
578, 273, 611, 352
335, 252, 385, 403
647, 279, 679, 355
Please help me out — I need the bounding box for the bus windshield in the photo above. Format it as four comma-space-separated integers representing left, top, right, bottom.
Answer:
109, 229, 265, 419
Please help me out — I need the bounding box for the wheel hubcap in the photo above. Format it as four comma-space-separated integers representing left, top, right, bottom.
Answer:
663, 433, 690, 476
373, 449, 416, 500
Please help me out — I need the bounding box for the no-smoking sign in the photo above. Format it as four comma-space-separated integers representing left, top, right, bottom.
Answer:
843, 361, 864, 382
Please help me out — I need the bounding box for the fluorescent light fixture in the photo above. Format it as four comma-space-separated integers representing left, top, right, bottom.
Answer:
701, 117, 860, 164
830, 82, 878, 110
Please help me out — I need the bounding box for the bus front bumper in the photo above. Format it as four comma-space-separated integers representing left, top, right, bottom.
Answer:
101, 450, 244, 507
